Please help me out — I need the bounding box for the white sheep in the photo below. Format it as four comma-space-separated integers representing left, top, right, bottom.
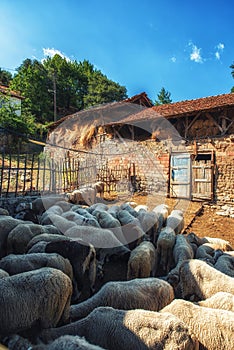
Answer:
166, 209, 184, 234
43, 213, 77, 234
127, 240, 157, 280
67, 187, 96, 206
152, 204, 169, 234
0, 268, 9, 278
161, 298, 234, 350
178, 259, 234, 301
107, 204, 121, 219
198, 291, 234, 312
38, 306, 197, 350
0, 267, 72, 335
92, 181, 105, 198
137, 210, 158, 243
134, 204, 149, 212
70, 277, 174, 321
155, 226, 176, 275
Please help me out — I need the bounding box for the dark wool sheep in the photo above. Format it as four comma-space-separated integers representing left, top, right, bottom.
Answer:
0, 253, 79, 303
45, 239, 97, 295
0, 267, 72, 335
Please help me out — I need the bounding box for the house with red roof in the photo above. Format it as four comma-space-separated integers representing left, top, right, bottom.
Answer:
46, 92, 234, 203
0, 84, 24, 116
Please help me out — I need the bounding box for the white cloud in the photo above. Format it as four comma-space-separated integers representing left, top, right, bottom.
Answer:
215, 51, 220, 60
215, 42, 224, 60
189, 42, 203, 63
170, 56, 176, 63
42, 48, 70, 61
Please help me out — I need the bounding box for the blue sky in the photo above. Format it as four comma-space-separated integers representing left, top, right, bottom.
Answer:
1, 0, 234, 102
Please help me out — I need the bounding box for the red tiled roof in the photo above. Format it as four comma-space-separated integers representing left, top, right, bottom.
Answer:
0, 85, 24, 100
116, 93, 234, 124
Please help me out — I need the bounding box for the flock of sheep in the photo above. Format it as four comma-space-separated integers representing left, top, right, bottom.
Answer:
0, 186, 233, 349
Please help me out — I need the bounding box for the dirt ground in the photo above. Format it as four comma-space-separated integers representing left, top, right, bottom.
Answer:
130, 194, 234, 247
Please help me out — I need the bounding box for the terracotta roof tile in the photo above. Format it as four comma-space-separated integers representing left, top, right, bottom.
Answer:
117, 93, 234, 124
0, 85, 24, 100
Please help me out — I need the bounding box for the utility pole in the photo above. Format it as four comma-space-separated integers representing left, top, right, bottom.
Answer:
52, 73, 57, 122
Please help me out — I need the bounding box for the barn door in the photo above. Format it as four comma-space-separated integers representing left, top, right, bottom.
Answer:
192, 151, 214, 200
170, 153, 191, 199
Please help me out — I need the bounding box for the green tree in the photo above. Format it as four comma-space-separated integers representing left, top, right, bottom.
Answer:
10, 55, 128, 124
154, 87, 172, 105
230, 62, 234, 92
0, 68, 12, 85
10, 59, 51, 123
0, 94, 36, 136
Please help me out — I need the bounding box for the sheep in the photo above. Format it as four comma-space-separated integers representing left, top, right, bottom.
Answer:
14, 209, 39, 223
107, 205, 121, 219
137, 210, 158, 243
186, 232, 233, 251
152, 204, 169, 234
72, 207, 100, 226
87, 203, 108, 214
178, 259, 234, 301
0, 253, 79, 303
15, 196, 67, 216
67, 187, 96, 206
0, 267, 72, 335
0, 268, 9, 278
65, 225, 130, 265
95, 211, 127, 245
4, 334, 105, 350
62, 211, 100, 228
6, 223, 63, 255
127, 241, 156, 280
45, 239, 97, 296
0, 216, 27, 258
195, 243, 223, 264
166, 234, 194, 287
40, 205, 64, 225
166, 209, 184, 234
92, 181, 105, 198
38, 306, 197, 350
161, 298, 234, 350
120, 203, 138, 217
134, 204, 149, 212
26, 234, 71, 252
214, 253, 234, 277
155, 226, 176, 275
198, 291, 234, 312
42, 213, 77, 234
70, 277, 174, 321
0, 208, 9, 216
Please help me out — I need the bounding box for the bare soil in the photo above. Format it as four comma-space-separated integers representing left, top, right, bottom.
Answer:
131, 194, 234, 247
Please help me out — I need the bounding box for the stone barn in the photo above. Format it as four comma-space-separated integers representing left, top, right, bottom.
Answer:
46, 92, 234, 204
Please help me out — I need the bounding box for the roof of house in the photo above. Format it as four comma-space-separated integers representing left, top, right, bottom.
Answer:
114, 92, 234, 125
47, 92, 153, 133
0, 85, 24, 100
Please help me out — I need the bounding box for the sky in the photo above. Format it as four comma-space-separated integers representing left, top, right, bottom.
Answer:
1, 0, 234, 103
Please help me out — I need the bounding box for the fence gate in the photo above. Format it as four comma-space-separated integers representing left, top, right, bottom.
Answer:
192, 151, 214, 200
170, 153, 191, 199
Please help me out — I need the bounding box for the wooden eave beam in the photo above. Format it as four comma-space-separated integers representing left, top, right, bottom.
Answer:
205, 112, 223, 133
